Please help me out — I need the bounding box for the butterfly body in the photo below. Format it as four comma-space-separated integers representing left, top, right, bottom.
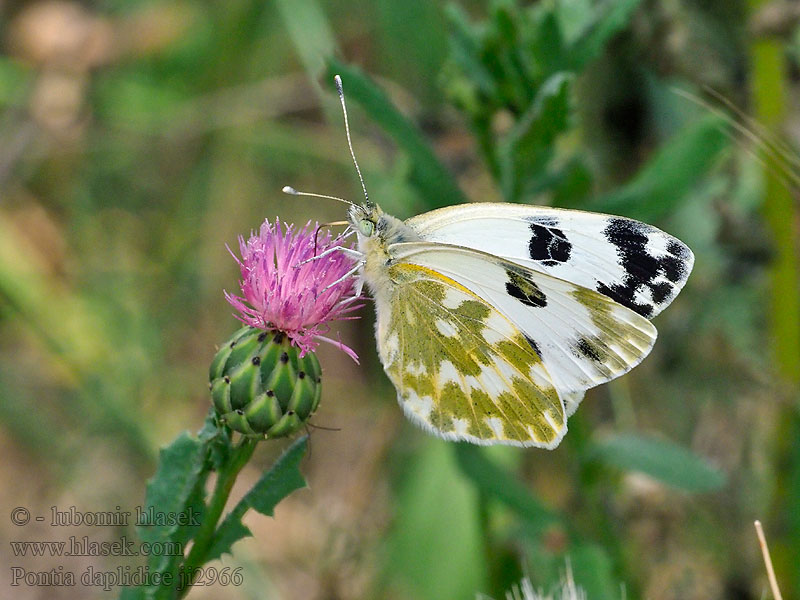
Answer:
349, 203, 418, 290
346, 200, 693, 448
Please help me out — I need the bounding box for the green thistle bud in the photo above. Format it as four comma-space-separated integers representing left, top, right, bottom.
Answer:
210, 327, 322, 438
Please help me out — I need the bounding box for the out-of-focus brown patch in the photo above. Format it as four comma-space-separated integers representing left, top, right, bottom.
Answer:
645, 554, 724, 600
4, 197, 67, 277
542, 525, 568, 554
28, 70, 88, 136
115, 3, 196, 59
7, 1, 113, 69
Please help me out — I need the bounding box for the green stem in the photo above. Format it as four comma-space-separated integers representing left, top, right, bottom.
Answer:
747, 3, 800, 596
177, 436, 257, 598
747, 5, 800, 383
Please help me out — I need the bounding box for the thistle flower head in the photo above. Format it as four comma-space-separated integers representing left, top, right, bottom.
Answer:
225, 218, 362, 361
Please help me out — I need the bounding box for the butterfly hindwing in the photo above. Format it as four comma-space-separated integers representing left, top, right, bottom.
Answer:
388, 242, 658, 415
374, 262, 567, 448
405, 203, 694, 319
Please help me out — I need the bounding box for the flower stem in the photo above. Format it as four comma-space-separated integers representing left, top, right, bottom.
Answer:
177, 436, 257, 598
748, 2, 800, 595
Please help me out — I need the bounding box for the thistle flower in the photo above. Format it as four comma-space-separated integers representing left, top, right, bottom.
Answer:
211, 218, 362, 439
224, 218, 362, 361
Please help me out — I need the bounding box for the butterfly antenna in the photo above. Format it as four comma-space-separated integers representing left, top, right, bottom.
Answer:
282, 186, 355, 207
334, 75, 370, 205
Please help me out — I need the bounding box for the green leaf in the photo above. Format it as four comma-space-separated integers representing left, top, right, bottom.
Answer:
589, 114, 730, 221
137, 427, 214, 544
239, 436, 308, 516
205, 519, 252, 564
274, 0, 343, 126
498, 71, 573, 202
206, 436, 308, 561
531, 11, 567, 77
274, 0, 336, 82
588, 433, 727, 492
555, 0, 594, 45
385, 439, 487, 600
376, 0, 448, 104
568, 0, 644, 69
454, 444, 559, 534
325, 59, 468, 211
118, 587, 146, 600
445, 4, 498, 100
569, 543, 618, 600
135, 417, 219, 600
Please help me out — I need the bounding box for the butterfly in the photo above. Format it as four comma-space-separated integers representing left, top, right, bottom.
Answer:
288, 76, 694, 448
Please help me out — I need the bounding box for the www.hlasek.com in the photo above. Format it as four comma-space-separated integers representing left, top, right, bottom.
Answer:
10, 535, 182, 558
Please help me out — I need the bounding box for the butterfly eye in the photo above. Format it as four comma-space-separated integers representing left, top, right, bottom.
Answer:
359, 220, 374, 236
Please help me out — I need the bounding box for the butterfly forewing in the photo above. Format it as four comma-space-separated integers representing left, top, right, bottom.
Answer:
375, 262, 567, 448
405, 203, 694, 319
389, 242, 658, 415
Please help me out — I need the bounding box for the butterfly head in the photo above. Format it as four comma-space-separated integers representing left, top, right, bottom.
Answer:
348, 201, 382, 238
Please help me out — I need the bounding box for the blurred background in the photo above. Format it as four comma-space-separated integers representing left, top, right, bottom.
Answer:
1, 0, 799, 598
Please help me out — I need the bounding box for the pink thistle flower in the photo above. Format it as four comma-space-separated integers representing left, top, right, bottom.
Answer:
225, 218, 362, 361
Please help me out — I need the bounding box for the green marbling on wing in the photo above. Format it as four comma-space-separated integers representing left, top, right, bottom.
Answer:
571, 287, 654, 344
569, 286, 656, 376
378, 264, 564, 444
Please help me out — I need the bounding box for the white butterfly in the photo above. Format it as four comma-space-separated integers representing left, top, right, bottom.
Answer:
288, 76, 694, 448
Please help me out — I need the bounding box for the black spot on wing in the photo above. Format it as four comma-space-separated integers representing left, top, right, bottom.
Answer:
597, 282, 654, 318
596, 218, 690, 318
650, 281, 673, 304
523, 334, 542, 358
660, 254, 684, 283
505, 269, 547, 308
667, 239, 692, 261
575, 337, 604, 362
528, 221, 572, 267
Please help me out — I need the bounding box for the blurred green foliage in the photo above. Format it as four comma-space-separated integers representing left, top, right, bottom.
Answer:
1, 0, 799, 599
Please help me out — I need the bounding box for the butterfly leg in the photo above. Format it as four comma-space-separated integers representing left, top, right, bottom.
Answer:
295, 245, 364, 268
353, 273, 365, 297
317, 260, 366, 296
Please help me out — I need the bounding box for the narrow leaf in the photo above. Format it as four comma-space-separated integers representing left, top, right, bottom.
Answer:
569, 0, 644, 69
206, 436, 308, 561
274, 0, 336, 83
273, 0, 345, 127
589, 433, 727, 492
499, 71, 572, 201
387, 440, 487, 600
445, 3, 498, 99
569, 543, 618, 600
589, 113, 730, 221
